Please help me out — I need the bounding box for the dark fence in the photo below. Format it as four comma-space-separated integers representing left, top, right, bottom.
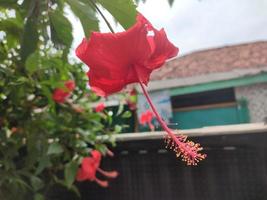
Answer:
50, 131, 267, 200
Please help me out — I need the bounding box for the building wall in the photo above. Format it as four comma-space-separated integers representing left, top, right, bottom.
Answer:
235, 83, 267, 122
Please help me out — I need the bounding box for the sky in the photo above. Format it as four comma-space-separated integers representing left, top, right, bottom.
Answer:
70, 0, 267, 57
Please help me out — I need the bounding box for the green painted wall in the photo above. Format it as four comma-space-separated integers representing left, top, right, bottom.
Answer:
171, 102, 249, 129
138, 73, 266, 131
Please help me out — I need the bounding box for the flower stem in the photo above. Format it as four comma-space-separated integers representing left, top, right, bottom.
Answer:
138, 81, 180, 143
89, 0, 115, 33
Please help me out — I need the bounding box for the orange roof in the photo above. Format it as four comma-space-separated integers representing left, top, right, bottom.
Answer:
151, 41, 267, 81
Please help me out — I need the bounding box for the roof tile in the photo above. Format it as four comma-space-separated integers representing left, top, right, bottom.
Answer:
151, 41, 267, 80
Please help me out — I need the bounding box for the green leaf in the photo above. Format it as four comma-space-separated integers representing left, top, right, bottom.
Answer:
66, 0, 99, 37
114, 125, 122, 133
76, 128, 90, 137
47, 143, 64, 155
69, 184, 81, 198
0, 18, 23, 38
97, 0, 137, 29
35, 156, 51, 175
122, 110, 132, 118
15, 77, 28, 85
20, 16, 38, 62
30, 176, 44, 191
64, 161, 79, 188
0, 0, 17, 8
116, 103, 124, 116
25, 52, 40, 75
34, 193, 45, 200
95, 143, 107, 154
54, 175, 81, 197
6, 34, 18, 48
49, 10, 73, 47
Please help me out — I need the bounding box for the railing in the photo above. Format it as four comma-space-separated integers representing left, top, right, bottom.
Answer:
112, 122, 267, 141
50, 123, 267, 200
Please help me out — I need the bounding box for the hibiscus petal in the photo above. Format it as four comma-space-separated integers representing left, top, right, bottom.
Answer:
146, 28, 179, 69
76, 18, 153, 95
91, 150, 102, 163
134, 65, 152, 85
81, 25, 151, 78
91, 86, 106, 97
76, 13, 178, 96
76, 168, 88, 181
95, 178, 109, 187
75, 38, 89, 65
81, 157, 97, 180
136, 13, 153, 29
136, 14, 178, 68
97, 168, 119, 179
88, 70, 127, 96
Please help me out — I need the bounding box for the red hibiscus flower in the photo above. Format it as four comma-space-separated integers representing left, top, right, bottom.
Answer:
76, 157, 97, 181
95, 103, 105, 112
140, 110, 154, 131
76, 13, 178, 96
76, 150, 118, 187
76, 13, 206, 165
52, 80, 75, 103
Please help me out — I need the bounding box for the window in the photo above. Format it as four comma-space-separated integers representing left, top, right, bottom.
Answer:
171, 88, 236, 109
170, 88, 249, 129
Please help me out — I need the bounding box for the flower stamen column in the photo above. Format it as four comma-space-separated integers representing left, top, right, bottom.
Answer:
136, 70, 206, 165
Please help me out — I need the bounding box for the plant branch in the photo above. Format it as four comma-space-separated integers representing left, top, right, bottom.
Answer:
88, 0, 115, 33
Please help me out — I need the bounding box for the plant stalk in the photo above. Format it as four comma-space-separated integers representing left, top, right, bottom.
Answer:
88, 0, 115, 33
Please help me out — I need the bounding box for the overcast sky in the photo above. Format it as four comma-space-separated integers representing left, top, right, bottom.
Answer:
70, 0, 267, 57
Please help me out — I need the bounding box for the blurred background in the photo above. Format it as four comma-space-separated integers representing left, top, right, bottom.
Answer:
1, 0, 267, 200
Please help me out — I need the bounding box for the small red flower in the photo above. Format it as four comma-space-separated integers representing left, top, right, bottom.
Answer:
52, 89, 69, 103
76, 150, 118, 187
140, 110, 153, 124
76, 13, 178, 97
64, 80, 76, 91
52, 80, 75, 103
140, 110, 155, 131
95, 103, 105, 112
76, 157, 97, 182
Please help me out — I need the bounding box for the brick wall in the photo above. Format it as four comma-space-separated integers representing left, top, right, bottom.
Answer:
235, 83, 267, 122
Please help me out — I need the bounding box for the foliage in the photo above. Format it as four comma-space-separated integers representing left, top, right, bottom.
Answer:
135, 0, 175, 6
0, 0, 137, 199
